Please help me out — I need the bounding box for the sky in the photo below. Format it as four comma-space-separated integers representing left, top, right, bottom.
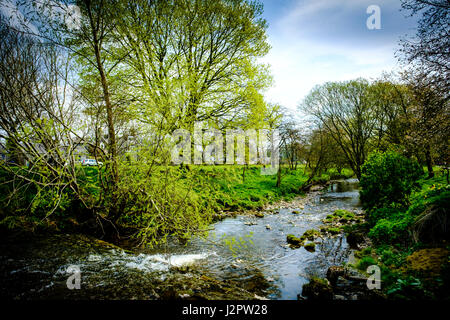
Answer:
259, 0, 419, 111
0, 0, 419, 114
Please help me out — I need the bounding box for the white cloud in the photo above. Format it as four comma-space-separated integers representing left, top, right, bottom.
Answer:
261, 0, 415, 111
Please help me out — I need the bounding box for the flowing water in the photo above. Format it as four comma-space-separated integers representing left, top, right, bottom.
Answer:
0, 179, 361, 300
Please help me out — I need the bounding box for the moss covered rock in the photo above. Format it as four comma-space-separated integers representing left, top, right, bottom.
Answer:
302, 278, 333, 300
304, 242, 316, 252
301, 229, 321, 241
324, 210, 358, 223
286, 234, 304, 248
405, 248, 449, 276
321, 226, 341, 235
326, 266, 346, 287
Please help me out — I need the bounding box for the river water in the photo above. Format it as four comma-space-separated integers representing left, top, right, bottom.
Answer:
0, 179, 361, 300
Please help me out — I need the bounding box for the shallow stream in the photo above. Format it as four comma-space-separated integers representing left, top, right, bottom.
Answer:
0, 179, 361, 300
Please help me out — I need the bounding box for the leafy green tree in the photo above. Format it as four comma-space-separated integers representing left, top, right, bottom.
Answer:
301, 79, 378, 179
1, 0, 273, 244
401, 70, 449, 178
370, 78, 412, 151
112, 0, 271, 132
360, 151, 423, 209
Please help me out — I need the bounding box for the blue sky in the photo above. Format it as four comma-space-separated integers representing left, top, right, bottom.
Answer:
259, 0, 419, 110
0, 0, 419, 113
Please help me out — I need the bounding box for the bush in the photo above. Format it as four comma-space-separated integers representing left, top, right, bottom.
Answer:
367, 207, 403, 227
376, 245, 411, 269
357, 256, 378, 271
368, 213, 414, 244
360, 151, 423, 210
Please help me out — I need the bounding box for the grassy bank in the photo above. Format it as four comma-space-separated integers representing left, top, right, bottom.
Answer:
0, 164, 354, 238
187, 165, 352, 213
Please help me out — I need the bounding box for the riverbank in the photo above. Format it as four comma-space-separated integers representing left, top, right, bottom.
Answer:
301, 167, 450, 301
0, 165, 354, 243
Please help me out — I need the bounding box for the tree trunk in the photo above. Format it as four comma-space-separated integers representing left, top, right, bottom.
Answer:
87, 2, 119, 222
425, 144, 434, 178
276, 165, 281, 188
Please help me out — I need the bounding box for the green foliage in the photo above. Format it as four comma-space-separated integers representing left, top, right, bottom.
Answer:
358, 170, 450, 299
0, 162, 320, 245
367, 207, 403, 227
360, 151, 423, 209
356, 256, 378, 271
363, 168, 449, 246
324, 209, 358, 223
408, 182, 449, 217
189, 165, 308, 213
0, 167, 76, 220
222, 232, 254, 257
115, 157, 213, 246
375, 246, 410, 269
408, 183, 450, 243
386, 276, 427, 299
368, 213, 414, 244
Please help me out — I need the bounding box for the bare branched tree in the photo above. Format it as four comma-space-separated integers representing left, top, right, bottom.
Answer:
398, 0, 450, 91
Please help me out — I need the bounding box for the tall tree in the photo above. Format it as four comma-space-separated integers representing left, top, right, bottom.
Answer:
401, 70, 450, 177
301, 80, 378, 179
112, 0, 271, 132
18, 0, 131, 226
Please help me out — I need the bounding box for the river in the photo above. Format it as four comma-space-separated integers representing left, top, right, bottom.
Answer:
0, 179, 361, 300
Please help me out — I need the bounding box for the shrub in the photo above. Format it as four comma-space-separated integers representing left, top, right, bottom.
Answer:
368, 213, 415, 244
357, 256, 378, 271
376, 246, 409, 269
360, 151, 423, 210
367, 207, 403, 227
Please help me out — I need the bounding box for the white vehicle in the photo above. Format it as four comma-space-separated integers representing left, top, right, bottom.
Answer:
81, 159, 103, 166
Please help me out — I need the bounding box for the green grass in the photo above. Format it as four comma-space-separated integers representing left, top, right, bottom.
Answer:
186, 165, 309, 212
